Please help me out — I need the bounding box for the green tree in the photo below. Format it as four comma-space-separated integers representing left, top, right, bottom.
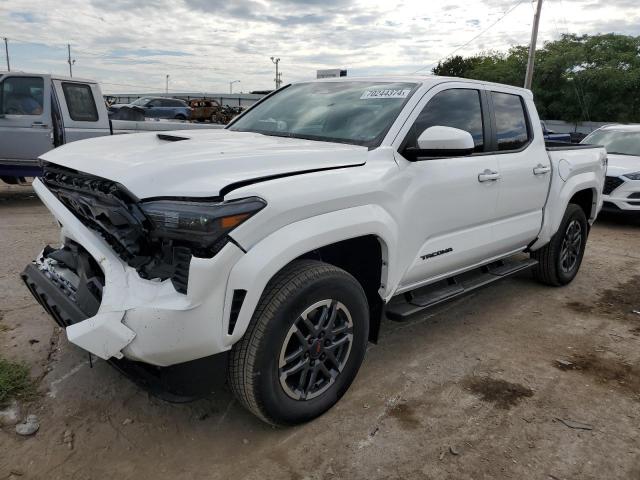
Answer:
432, 33, 640, 123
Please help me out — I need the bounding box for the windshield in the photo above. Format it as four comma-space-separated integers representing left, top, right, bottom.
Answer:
131, 97, 152, 106
583, 129, 640, 156
229, 81, 418, 147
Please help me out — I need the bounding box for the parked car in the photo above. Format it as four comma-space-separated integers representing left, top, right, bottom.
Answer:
22, 76, 606, 425
582, 124, 640, 215
189, 98, 222, 122
109, 96, 192, 120
541, 121, 571, 143
0, 72, 222, 183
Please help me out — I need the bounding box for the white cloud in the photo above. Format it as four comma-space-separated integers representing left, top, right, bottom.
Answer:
0, 0, 638, 93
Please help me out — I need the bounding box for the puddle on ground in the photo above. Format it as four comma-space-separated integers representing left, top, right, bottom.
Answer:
566, 275, 640, 322
462, 376, 533, 410
553, 353, 640, 396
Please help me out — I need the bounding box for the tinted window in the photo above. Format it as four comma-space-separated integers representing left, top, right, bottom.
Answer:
147, 99, 163, 107
169, 99, 185, 107
406, 89, 484, 152
0, 76, 44, 116
62, 83, 98, 122
491, 92, 529, 151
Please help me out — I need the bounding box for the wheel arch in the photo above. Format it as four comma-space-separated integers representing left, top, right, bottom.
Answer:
224, 206, 398, 347
568, 187, 597, 223
530, 172, 601, 251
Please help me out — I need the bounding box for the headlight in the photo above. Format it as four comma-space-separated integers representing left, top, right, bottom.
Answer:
140, 196, 266, 255
623, 171, 640, 180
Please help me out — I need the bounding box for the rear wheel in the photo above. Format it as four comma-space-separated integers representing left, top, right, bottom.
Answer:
531, 204, 588, 286
228, 260, 369, 426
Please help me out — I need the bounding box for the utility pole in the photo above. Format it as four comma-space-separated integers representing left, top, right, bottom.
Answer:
229, 80, 240, 94
524, 0, 543, 90
165, 74, 169, 94
67, 44, 75, 77
270, 57, 281, 90
3, 38, 9, 71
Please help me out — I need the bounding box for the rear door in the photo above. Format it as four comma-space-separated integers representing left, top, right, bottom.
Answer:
394, 84, 504, 291
0, 74, 53, 162
52, 80, 110, 143
488, 90, 550, 252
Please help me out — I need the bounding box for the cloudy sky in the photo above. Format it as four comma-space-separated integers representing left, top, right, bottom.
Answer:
1, 0, 638, 94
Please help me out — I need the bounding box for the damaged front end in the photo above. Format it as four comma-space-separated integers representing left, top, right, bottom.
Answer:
40, 163, 192, 293
39, 163, 265, 294
22, 240, 104, 327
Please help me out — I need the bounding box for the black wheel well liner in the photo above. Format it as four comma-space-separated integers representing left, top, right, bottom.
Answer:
297, 235, 385, 343
569, 188, 596, 222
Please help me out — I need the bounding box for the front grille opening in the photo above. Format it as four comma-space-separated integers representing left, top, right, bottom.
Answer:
228, 290, 247, 335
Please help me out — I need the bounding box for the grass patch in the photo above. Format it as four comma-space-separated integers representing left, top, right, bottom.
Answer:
0, 357, 37, 407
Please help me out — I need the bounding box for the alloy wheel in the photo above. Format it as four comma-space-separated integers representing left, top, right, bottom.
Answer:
560, 219, 583, 273
278, 299, 354, 400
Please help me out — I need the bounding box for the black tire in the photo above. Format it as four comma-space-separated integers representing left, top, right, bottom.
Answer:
174, 114, 186, 120
228, 260, 369, 426
531, 204, 588, 286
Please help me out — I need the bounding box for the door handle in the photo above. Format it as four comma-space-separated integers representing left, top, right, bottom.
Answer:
31, 122, 48, 128
533, 164, 551, 175
478, 169, 501, 182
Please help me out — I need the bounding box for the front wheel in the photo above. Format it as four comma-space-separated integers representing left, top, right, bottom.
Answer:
531, 204, 588, 286
228, 260, 369, 426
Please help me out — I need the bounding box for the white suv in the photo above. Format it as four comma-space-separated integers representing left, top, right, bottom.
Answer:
582, 124, 640, 215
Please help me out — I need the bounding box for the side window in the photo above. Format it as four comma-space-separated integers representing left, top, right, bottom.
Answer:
148, 99, 163, 107
61, 83, 98, 122
0, 76, 44, 116
491, 92, 530, 151
406, 88, 484, 153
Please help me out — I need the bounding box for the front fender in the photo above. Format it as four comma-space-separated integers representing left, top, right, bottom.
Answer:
222, 205, 398, 347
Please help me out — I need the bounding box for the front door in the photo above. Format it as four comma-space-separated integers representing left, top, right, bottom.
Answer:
395, 86, 502, 292
0, 74, 53, 162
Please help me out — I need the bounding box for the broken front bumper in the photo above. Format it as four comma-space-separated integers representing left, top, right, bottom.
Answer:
23, 179, 244, 366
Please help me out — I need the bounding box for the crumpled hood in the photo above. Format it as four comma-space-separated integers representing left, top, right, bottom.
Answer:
606, 153, 640, 177
41, 129, 368, 199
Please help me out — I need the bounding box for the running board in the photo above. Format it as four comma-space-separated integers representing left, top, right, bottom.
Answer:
385, 258, 538, 321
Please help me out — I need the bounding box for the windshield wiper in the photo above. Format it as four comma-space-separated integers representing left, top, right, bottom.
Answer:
606, 151, 636, 156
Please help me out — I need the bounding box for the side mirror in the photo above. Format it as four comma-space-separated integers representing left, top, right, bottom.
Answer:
405, 126, 475, 160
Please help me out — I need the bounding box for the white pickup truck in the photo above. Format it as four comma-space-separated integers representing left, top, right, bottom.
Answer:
0, 71, 221, 184
21, 76, 606, 425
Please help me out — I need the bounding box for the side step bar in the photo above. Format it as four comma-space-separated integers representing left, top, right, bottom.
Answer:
385, 258, 538, 321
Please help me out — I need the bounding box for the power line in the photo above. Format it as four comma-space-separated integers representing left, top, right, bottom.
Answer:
413, 0, 528, 74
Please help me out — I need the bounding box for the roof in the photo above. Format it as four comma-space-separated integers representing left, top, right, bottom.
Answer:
597, 124, 640, 132
0, 71, 97, 83
299, 75, 533, 97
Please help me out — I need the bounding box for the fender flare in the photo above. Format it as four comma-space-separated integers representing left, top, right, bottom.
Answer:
222, 204, 399, 347
531, 171, 600, 251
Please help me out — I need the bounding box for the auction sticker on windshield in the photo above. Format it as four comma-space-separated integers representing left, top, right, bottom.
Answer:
360, 88, 411, 99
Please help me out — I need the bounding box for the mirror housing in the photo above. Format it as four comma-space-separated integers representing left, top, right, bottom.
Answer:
404, 126, 475, 160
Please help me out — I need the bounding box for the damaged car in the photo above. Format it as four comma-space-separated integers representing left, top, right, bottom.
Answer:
22, 76, 606, 425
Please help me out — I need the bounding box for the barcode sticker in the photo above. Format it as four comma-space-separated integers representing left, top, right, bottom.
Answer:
360, 88, 411, 99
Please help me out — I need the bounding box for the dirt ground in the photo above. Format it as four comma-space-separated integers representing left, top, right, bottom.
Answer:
1, 183, 639, 480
